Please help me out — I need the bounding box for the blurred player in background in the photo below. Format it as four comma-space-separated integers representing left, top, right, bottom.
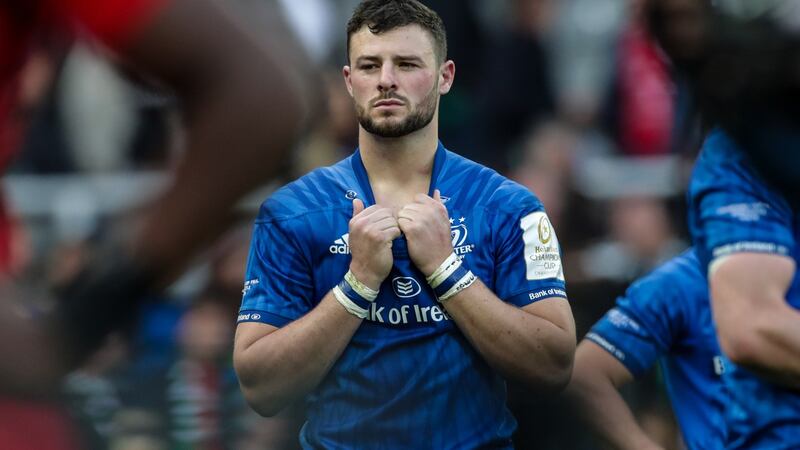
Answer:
0, 0, 313, 394
687, 129, 800, 449
566, 248, 726, 450
646, 1, 800, 447
233, 0, 576, 447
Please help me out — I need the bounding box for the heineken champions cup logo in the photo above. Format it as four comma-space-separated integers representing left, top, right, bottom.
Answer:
538, 216, 552, 244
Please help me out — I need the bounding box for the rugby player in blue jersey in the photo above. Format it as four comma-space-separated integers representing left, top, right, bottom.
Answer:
687, 129, 800, 449
233, 1, 576, 448
566, 249, 726, 450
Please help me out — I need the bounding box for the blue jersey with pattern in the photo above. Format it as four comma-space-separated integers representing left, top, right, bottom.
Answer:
688, 129, 800, 449
238, 142, 567, 450
586, 249, 725, 450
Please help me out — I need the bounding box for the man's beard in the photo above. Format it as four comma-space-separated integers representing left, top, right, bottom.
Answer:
356, 85, 438, 138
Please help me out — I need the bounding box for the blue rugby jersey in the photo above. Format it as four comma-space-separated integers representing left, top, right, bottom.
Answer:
238, 142, 567, 449
586, 249, 726, 450
688, 129, 800, 449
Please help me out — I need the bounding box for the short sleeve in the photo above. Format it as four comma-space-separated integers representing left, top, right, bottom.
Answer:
492, 201, 567, 308
586, 273, 684, 377
238, 219, 314, 327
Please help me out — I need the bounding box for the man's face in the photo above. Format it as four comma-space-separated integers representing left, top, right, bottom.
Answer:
344, 24, 453, 138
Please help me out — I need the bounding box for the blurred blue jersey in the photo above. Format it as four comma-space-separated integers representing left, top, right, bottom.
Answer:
239, 142, 567, 449
688, 129, 800, 449
586, 249, 726, 449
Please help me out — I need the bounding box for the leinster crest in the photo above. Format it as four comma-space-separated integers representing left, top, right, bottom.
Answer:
451, 224, 468, 247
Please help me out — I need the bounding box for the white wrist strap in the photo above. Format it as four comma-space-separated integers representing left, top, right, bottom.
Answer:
344, 271, 379, 301
438, 271, 477, 303
333, 285, 368, 319
426, 253, 460, 288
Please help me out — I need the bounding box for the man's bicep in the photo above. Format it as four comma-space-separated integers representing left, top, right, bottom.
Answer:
710, 252, 795, 321
573, 340, 635, 388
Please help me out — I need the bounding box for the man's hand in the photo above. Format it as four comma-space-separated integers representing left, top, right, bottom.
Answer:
398, 190, 453, 276
348, 199, 401, 290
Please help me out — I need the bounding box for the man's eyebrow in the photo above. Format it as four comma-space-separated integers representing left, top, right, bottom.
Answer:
354, 55, 427, 64
355, 56, 381, 64
395, 55, 425, 63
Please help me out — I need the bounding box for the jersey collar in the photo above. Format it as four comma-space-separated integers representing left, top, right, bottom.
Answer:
351, 141, 447, 206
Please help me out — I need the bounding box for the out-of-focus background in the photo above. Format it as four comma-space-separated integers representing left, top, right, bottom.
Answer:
2, 0, 709, 448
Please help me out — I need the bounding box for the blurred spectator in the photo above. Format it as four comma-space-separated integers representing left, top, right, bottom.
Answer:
550, 0, 626, 126
108, 408, 168, 450
0, 201, 31, 277
63, 336, 129, 450
510, 120, 577, 231
579, 194, 685, 281
419, 0, 487, 157
606, 0, 676, 156
58, 44, 176, 173
126, 291, 304, 449
276, 0, 338, 65
466, 0, 556, 171
293, 70, 358, 178
12, 44, 74, 174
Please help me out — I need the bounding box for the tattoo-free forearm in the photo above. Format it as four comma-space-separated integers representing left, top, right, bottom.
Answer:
234, 293, 361, 416
442, 280, 575, 390
566, 343, 663, 450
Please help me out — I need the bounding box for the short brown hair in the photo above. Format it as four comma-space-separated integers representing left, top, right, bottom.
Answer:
346, 0, 447, 64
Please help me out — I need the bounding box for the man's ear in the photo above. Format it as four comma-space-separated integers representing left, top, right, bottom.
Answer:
438, 60, 455, 95
343, 65, 354, 97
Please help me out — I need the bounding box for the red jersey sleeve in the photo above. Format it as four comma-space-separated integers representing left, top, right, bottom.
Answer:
52, 0, 171, 51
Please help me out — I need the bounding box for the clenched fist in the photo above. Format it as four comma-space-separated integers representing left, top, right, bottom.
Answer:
397, 190, 454, 277
347, 199, 401, 290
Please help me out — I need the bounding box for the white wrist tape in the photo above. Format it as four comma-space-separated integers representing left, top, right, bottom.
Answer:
438, 270, 477, 303
426, 253, 460, 288
344, 271, 379, 302
332, 285, 369, 319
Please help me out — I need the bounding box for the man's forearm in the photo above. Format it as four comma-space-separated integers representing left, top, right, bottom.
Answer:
234, 292, 361, 416
566, 344, 662, 450
568, 381, 661, 450
442, 280, 575, 390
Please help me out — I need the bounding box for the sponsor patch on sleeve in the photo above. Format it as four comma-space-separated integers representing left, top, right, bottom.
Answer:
585, 332, 626, 361
242, 279, 260, 298
715, 202, 769, 222
520, 212, 564, 281
606, 308, 641, 332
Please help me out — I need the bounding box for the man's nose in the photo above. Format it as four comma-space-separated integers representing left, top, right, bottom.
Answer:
378, 64, 397, 92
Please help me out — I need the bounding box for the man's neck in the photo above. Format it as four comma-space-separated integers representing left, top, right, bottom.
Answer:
358, 124, 439, 209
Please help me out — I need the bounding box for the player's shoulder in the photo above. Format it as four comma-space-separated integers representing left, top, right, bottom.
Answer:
626, 248, 707, 310
691, 129, 769, 196
443, 150, 543, 214
256, 155, 356, 223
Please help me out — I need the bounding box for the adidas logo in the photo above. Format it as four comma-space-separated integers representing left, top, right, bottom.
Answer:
329, 233, 350, 254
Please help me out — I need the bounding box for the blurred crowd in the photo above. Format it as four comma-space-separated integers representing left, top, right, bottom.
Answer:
1, 0, 704, 448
